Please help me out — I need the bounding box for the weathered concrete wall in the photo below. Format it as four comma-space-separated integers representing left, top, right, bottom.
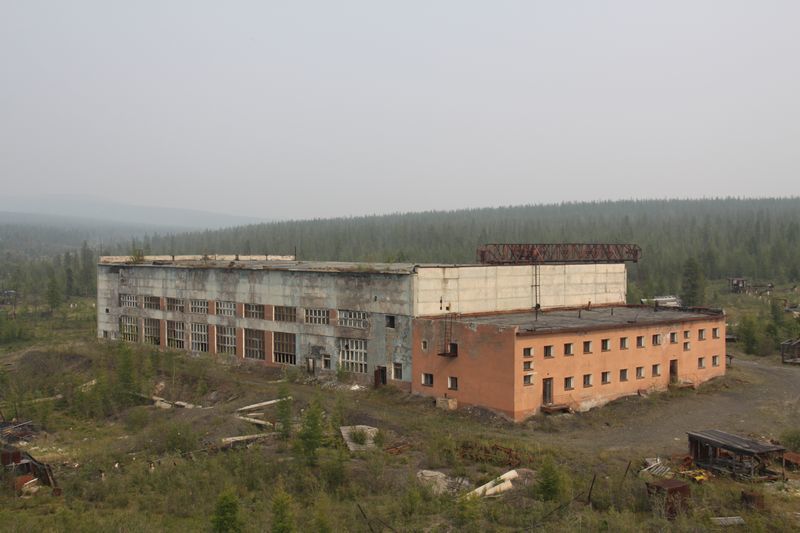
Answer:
97, 264, 415, 382
414, 264, 627, 316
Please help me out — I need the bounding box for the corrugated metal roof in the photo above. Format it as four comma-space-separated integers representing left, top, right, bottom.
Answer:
687, 430, 785, 455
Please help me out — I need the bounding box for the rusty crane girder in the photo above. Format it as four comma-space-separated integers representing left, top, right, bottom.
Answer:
476, 243, 642, 265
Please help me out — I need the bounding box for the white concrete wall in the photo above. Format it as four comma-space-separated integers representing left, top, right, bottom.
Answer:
413, 264, 627, 316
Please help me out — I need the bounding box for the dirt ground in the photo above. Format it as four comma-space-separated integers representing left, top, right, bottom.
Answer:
522, 351, 800, 457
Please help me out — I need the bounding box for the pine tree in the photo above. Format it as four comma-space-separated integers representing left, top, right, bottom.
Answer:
211, 489, 243, 533
535, 456, 564, 502
297, 400, 324, 466
271, 484, 295, 533
681, 258, 705, 307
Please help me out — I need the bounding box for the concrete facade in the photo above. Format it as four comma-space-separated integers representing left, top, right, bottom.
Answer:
97, 257, 629, 387
412, 306, 726, 420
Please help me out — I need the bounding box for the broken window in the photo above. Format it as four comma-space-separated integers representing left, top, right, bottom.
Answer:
305, 308, 329, 325
619, 368, 628, 382
712, 355, 720, 367
190, 300, 208, 314
166, 298, 184, 312
544, 345, 554, 358
523, 374, 533, 386
323, 353, 332, 369
422, 373, 433, 386
636, 336, 645, 348
216, 301, 235, 317
652, 334, 662, 346
583, 374, 593, 388
583, 341, 592, 354
274, 306, 296, 322
448, 376, 458, 390
119, 315, 138, 342
698, 357, 706, 369
191, 323, 209, 352
119, 294, 137, 308
339, 310, 369, 328
385, 315, 396, 329
273, 332, 296, 364
636, 366, 645, 379
564, 376, 574, 390
601, 371, 611, 385
167, 320, 185, 349
601, 339, 610, 352
217, 326, 236, 355
652, 364, 661, 377
670, 332, 679, 344
619, 337, 629, 350
338, 338, 367, 373
523, 347, 533, 357
143, 296, 161, 310
144, 318, 160, 345
244, 304, 265, 319
244, 329, 265, 360
563, 343, 574, 356
393, 362, 402, 380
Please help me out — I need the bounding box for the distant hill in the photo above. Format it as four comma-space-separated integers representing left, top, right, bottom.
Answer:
3, 194, 266, 229
145, 197, 800, 296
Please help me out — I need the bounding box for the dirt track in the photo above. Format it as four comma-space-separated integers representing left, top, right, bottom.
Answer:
530, 354, 800, 456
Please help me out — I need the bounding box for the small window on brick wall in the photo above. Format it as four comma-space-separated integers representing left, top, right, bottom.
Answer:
448, 376, 458, 390
620, 368, 628, 382
564, 376, 574, 390
422, 373, 433, 386
601, 371, 611, 384
620, 337, 629, 349
601, 339, 610, 351
564, 343, 574, 356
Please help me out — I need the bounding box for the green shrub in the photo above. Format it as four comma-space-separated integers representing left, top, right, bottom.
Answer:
534, 456, 565, 502
350, 428, 368, 445
211, 489, 243, 533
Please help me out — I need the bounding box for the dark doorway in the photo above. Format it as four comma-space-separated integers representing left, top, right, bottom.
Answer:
542, 378, 553, 405
374, 366, 387, 388
669, 359, 678, 383
306, 358, 316, 374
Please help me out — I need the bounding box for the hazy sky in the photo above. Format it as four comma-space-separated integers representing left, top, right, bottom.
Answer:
2, 2, 799, 219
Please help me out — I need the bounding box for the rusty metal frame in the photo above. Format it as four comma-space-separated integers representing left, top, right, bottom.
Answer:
477, 243, 642, 264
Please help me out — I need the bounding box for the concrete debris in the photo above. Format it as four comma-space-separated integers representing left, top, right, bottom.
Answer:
467, 470, 519, 498
340, 425, 379, 452
236, 397, 292, 412
710, 517, 745, 527
436, 397, 458, 411
416, 470, 472, 495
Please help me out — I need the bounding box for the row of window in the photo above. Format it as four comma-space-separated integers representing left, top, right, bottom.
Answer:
421, 373, 458, 390
118, 294, 391, 329
521, 355, 721, 388
119, 316, 370, 371
521, 328, 720, 359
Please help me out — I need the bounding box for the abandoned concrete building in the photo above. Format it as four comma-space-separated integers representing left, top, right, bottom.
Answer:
97, 245, 726, 419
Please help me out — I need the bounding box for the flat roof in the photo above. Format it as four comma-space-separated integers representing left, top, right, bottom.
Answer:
100, 257, 422, 275
687, 430, 785, 456
438, 305, 723, 335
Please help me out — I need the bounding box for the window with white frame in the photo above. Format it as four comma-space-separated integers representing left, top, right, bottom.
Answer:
338, 338, 367, 373
338, 310, 369, 328
422, 373, 433, 386
583, 341, 592, 354
523, 347, 533, 357
523, 374, 533, 385
620, 337, 629, 350
191, 323, 209, 352
712, 327, 720, 339
698, 329, 707, 340
636, 366, 645, 379
273, 332, 296, 364
544, 345, 554, 358
670, 332, 678, 344
120, 316, 138, 342
683, 341, 691, 351
448, 376, 458, 390
523, 361, 532, 371
120, 294, 137, 308
244, 329, 265, 360
167, 320, 184, 349
601, 339, 610, 352
190, 299, 208, 314
564, 343, 574, 356
144, 318, 160, 345
305, 308, 329, 325
601, 371, 611, 384
166, 298, 184, 312
217, 326, 236, 355
652, 334, 662, 346
216, 301, 235, 317
143, 296, 161, 310
636, 336, 645, 348
712, 355, 720, 367
583, 374, 593, 388
274, 306, 296, 322
564, 376, 574, 390
698, 357, 706, 369
245, 304, 265, 319
652, 364, 661, 377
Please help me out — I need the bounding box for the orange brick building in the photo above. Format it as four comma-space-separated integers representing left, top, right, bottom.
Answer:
412, 306, 726, 421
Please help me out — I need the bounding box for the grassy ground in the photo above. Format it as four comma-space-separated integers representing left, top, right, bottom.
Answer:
1, 297, 799, 531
